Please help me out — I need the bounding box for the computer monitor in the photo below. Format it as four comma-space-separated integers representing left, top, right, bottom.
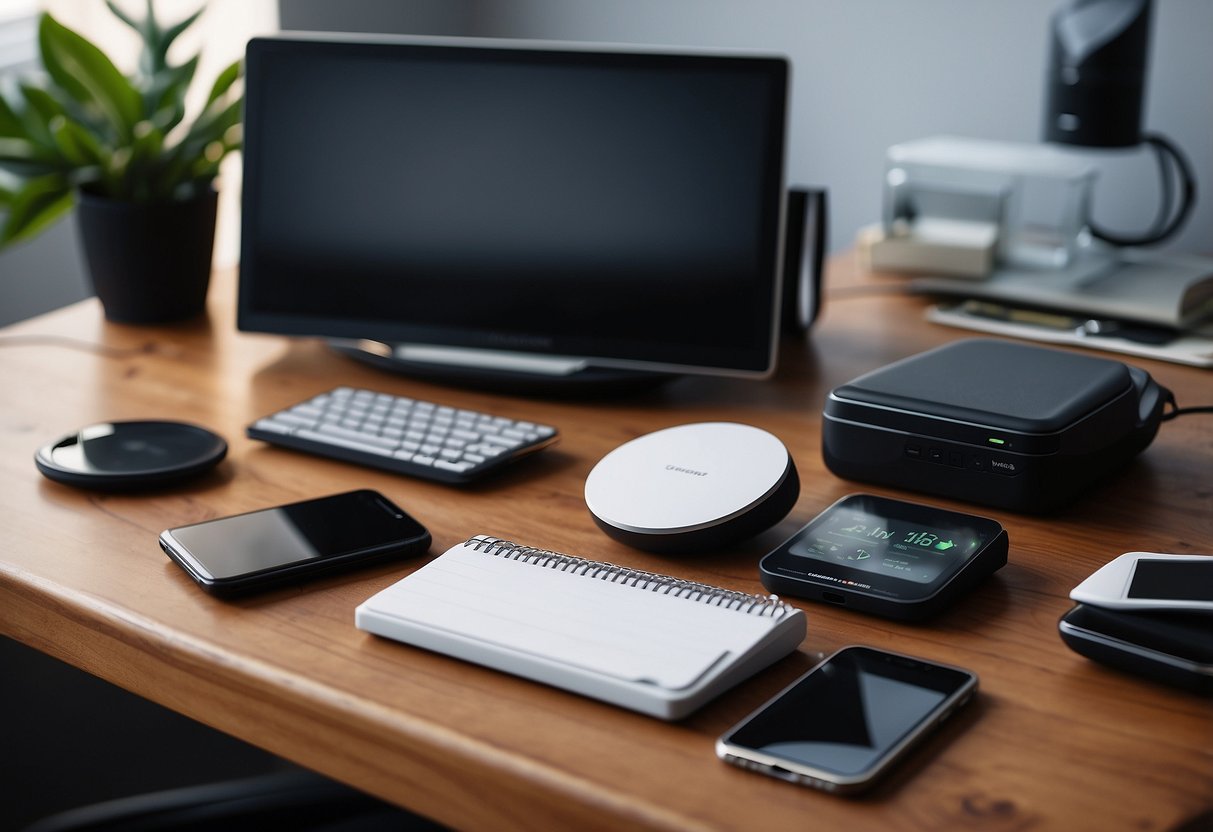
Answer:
237, 33, 790, 389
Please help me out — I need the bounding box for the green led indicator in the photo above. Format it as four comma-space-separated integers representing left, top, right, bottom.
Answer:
987, 437, 1006, 445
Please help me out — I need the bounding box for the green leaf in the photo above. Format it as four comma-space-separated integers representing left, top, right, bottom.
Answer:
0, 91, 27, 138
0, 137, 62, 166
160, 94, 240, 189
143, 0, 162, 47
38, 13, 143, 140
19, 84, 69, 129
0, 173, 73, 247
103, 0, 141, 34
148, 53, 198, 130
0, 174, 16, 206
204, 59, 242, 108
158, 7, 204, 67
161, 54, 200, 98
7, 85, 59, 149
184, 95, 243, 148
129, 120, 164, 162
136, 0, 164, 75
51, 117, 107, 167
65, 165, 105, 191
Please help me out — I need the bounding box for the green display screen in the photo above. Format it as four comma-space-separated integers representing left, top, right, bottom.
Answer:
761, 494, 1006, 616
789, 509, 985, 586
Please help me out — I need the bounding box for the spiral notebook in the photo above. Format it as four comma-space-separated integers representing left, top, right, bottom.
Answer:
355, 535, 807, 719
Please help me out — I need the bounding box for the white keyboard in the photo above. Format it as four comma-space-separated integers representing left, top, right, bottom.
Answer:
248, 387, 559, 484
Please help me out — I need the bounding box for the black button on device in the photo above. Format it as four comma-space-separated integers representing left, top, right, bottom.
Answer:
968, 455, 987, 472
947, 450, 964, 468
905, 444, 922, 459
928, 448, 944, 463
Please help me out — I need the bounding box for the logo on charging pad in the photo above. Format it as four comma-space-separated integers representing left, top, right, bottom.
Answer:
666, 464, 708, 477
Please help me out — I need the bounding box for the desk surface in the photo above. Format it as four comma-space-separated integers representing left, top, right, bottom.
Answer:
1, 255, 1210, 831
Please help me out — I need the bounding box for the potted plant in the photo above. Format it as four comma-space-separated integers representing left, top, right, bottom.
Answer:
0, 1, 242, 323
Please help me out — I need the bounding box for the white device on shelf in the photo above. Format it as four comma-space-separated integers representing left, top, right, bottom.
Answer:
1069, 552, 1213, 612
584, 422, 799, 554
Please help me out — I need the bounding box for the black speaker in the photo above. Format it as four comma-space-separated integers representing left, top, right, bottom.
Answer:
781, 187, 827, 333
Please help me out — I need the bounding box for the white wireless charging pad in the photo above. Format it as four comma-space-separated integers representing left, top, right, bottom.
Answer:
584, 422, 799, 554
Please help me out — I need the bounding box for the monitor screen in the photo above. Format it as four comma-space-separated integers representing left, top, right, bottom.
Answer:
238, 34, 789, 379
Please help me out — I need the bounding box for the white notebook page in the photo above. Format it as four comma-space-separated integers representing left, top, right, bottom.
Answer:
361, 539, 789, 691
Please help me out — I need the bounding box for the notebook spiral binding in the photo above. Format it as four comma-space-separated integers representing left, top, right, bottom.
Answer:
468, 536, 794, 617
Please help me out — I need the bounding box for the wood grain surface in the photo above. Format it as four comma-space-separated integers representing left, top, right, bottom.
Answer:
1, 254, 1210, 831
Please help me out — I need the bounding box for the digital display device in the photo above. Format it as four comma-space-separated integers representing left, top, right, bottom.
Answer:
787, 507, 984, 586
760, 494, 1008, 620
716, 646, 978, 794
160, 490, 431, 596
238, 34, 789, 382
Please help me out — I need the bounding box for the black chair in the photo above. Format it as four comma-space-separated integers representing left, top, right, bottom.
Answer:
22, 770, 445, 832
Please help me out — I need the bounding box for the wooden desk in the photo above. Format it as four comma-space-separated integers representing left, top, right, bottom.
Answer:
1, 255, 1209, 831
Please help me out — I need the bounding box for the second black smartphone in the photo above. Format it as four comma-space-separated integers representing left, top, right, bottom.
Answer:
160, 489, 430, 596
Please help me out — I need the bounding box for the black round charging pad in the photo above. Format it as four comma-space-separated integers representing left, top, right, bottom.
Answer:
35, 421, 227, 490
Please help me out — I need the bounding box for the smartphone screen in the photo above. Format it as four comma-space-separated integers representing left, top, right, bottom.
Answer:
1127, 559, 1213, 602
161, 490, 430, 594
717, 646, 977, 794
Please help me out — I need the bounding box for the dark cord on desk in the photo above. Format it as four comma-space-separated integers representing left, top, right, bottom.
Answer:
1160, 390, 1213, 422
1161, 404, 1213, 421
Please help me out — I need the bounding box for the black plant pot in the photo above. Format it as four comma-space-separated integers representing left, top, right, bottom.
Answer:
75, 188, 218, 324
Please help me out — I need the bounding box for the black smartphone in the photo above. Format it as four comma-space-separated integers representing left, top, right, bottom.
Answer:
716, 645, 977, 795
1058, 603, 1213, 696
160, 489, 431, 596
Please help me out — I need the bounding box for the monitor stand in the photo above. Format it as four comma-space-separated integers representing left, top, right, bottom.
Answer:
329, 340, 675, 397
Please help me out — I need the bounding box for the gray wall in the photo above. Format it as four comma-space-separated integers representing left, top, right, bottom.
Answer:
5, 0, 1211, 325
279, 0, 478, 37
0, 219, 91, 327
467, 0, 1213, 256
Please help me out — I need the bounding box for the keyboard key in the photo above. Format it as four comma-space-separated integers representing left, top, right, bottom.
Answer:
315, 423, 400, 450
435, 460, 474, 473
252, 418, 293, 435
271, 411, 316, 427
296, 429, 397, 457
